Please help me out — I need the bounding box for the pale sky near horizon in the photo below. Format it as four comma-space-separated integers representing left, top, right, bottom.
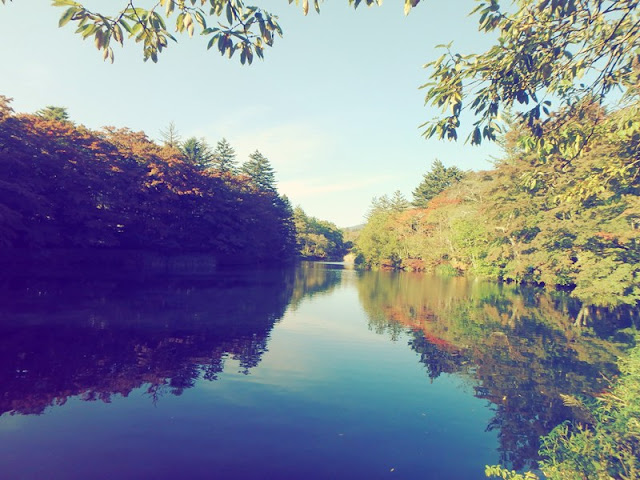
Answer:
0, 0, 501, 227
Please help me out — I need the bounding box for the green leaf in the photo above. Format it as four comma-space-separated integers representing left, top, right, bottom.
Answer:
58, 7, 77, 27
472, 126, 481, 145
118, 18, 132, 34
165, 0, 174, 16
226, 3, 233, 24
52, 0, 79, 6
194, 11, 206, 29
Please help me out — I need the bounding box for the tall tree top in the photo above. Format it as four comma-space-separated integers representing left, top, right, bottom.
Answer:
211, 137, 237, 174
180, 137, 213, 170
390, 190, 410, 212
159, 121, 181, 149
241, 150, 277, 193
0, 95, 13, 122
36, 105, 70, 122
412, 159, 465, 208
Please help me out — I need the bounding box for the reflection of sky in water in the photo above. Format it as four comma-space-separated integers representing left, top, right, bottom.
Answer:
0, 263, 623, 479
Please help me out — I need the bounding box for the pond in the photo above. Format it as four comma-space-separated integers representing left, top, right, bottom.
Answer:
0, 261, 630, 479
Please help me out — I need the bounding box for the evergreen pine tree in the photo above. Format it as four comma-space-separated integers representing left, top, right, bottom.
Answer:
180, 137, 213, 170
159, 121, 181, 149
36, 106, 70, 122
412, 159, 465, 208
273, 194, 297, 257
241, 150, 276, 192
390, 190, 410, 212
211, 137, 237, 174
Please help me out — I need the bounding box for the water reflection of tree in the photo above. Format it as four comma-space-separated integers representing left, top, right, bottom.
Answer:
356, 270, 630, 470
287, 261, 343, 311
0, 268, 297, 416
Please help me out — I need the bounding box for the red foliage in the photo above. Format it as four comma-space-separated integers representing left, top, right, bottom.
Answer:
403, 258, 426, 271
424, 194, 462, 211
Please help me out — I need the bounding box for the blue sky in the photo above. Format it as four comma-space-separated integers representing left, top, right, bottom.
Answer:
0, 0, 501, 227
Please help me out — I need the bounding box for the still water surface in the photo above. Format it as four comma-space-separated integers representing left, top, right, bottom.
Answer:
0, 262, 627, 479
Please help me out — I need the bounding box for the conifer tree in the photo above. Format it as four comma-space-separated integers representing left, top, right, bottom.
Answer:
180, 137, 213, 170
390, 190, 410, 212
0, 95, 13, 122
211, 138, 237, 174
159, 121, 181, 149
412, 159, 465, 208
36, 106, 70, 122
241, 150, 276, 192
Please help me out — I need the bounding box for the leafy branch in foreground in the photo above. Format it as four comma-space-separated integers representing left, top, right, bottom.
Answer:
0, 0, 422, 63
422, 0, 640, 151
3, 0, 636, 161
46, 0, 286, 64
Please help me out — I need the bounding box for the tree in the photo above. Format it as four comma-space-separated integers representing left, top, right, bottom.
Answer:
211, 137, 237, 174
35, 105, 70, 122
366, 195, 391, 218
180, 136, 213, 170
293, 206, 347, 260
159, 121, 181, 149
390, 190, 410, 212
272, 194, 297, 257
0, 95, 13, 122
241, 150, 276, 193
354, 97, 640, 306
412, 159, 465, 208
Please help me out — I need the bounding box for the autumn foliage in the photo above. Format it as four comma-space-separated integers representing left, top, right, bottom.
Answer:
355, 100, 640, 308
0, 96, 296, 264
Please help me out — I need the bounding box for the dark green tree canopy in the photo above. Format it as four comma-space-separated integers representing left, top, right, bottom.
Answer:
36, 105, 70, 122
293, 206, 348, 260
241, 150, 277, 192
180, 136, 213, 170
211, 137, 237, 174
412, 159, 465, 208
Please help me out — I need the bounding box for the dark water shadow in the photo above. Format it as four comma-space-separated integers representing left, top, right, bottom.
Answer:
0, 264, 301, 416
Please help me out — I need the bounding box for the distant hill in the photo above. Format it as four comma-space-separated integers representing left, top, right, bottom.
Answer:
342, 224, 365, 232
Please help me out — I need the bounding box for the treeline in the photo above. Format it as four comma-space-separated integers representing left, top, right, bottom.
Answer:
354, 100, 640, 308
0, 97, 296, 264
293, 206, 348, 260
